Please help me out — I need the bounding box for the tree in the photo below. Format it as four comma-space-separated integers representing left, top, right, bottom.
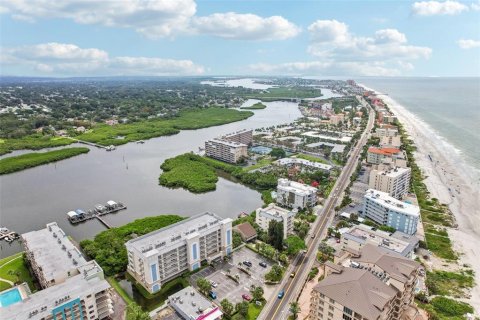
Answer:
265, 264, 284, 282
279, 253, 289, 265
196, 277, 211, 295
127, 303, 150, 320
290, 302, 300, 319
285, 235, 306, 256
221, 299, 234, 318
235, 301, 249, 317
232, 231, 243, 248
251, 285, 264, 301
268, 220, 284, 251
269, 147, 286, 159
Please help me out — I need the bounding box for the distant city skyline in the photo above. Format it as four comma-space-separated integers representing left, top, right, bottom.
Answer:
1, 0, 479, 77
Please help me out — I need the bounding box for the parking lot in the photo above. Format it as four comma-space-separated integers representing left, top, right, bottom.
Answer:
190, 247, 278, 305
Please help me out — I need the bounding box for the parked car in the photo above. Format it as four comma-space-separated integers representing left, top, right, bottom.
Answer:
259, 261, 267, 268
290, 272, 296, 278
242, 294, 252, 301
336, 239, 341, 243
210, 281, 218, 288
278, 289, 285, 299
243, 261, 252, 267
311, 233, 316, 239
209, 291, 217, 299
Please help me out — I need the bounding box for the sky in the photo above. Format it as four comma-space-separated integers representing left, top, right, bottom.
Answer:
1, 0, 479, 77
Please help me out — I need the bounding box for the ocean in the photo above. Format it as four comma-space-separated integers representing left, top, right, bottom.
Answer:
359, 77, 480, 173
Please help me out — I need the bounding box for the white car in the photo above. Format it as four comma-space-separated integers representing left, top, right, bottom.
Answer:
210, 281, 218, 288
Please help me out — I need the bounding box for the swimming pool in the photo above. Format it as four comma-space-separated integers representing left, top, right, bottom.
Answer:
0, 287, 23, 308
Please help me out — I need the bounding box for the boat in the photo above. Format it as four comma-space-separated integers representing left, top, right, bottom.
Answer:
106, 145, 116, 151
67, 200, 127, 224
136, 140, 145, 144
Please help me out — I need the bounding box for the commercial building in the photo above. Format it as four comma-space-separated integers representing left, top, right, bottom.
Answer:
205, 138, 248, 163
276, 178, 318, 209
125, 212, 232, 294
363, 189, 420, 235
366, 147, 403, 165
255, 203, 296, 239
369, 166, 411, 199
22, 222, 88, 289
222, 129, 253, 146
341, 224, 419, 258
168, 286, 222, 320
274, 157, 332, 172
6, 222, 114, 320
309, 245, 420, 320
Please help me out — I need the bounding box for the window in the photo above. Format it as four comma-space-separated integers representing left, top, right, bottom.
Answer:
329, 306, 334, 311
343, 315, 352, 320
329, 298, 335, 304
343, 306, 353, 315
328, 312, 333, 317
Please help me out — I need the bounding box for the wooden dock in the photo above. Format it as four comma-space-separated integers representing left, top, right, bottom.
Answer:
67, 202, 126, 228
95, 216, 112, 229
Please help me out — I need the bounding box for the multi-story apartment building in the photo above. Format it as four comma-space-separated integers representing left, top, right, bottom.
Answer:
3, 261, 113, 320
366, 147, 403, 165
369, 166, 411, 199
363, 189, 420, 235
379, 136, 401, 148
255, 203, 297, 239
125, 212, 232, 294
374, 126, 398, 137
309, 244, 420, 320
222, 129, 253, 146
341, 224, 419, 258
22, 222, 88, 289
205, 138, 248, 163
276, 178, 318, 209
5, 222, 114, 320
274, 158, 332, 172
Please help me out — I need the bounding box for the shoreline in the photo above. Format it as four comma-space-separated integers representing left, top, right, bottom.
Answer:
360, 84, 480, 313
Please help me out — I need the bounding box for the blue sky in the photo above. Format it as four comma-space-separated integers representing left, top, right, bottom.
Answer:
1, 0, 479, 77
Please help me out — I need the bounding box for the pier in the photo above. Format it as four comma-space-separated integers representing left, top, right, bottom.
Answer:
67, 201, 126, 227
67, 138, 116, 151
95, 216, 113, 229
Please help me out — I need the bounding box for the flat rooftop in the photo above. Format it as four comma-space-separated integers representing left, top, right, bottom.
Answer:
22, 222, 87, 282
365, 189, 420, 217
275, 158, 332, 171
126, 212, 229, 256
278, 178, 317, 195
257, 203, 293, 218
169, 286, 220, 320
343, 225, 418, 257
2, 261, 110, 320
207, 138, 247, 148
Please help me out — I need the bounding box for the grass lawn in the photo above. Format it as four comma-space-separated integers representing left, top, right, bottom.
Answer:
245, 158, 273, 171
296, 153, 329, 164
0, 252, 36, 292
231, 303, 264, 320
0, 147, 90, 174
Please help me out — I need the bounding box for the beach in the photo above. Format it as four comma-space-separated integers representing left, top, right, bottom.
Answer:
362, 85, 480, 313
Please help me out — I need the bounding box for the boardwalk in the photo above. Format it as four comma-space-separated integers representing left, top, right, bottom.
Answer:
95, 216, 112, 229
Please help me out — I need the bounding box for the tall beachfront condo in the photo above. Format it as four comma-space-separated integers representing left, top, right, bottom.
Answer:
276, 178, 318, 209
221, 129, 253, 146
6, 222, 114, 320
255, 203, 297, 239
363, 189, 420, 235
309, 244, 420, 320
369, 166, 411, 199
205, 138, 248, 163
125, 212, 232, 294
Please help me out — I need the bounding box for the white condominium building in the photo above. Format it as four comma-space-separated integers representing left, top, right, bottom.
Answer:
125, 212, 232, 294
366, 147, 403, 165
379, 136, 401, 148
363, 189, 420, 235
374, 127, 398, 137
222, 129, 253, 146
277, 178, 318, 209
369, 166, 411, 199
205, 138, 247, 163
255, 203, 297, 239
22, 222, 88, 289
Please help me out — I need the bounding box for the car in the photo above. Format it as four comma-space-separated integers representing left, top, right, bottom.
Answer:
278, 290, 285, 299
336, 239, 341, 243
259, 261, 267, 268
209, 291, 217, 299
290, 272, 296, 278
311, 233, 315, 239
210, 281, 218, 288
242, 294, 251, 301
243, 261, 252, 267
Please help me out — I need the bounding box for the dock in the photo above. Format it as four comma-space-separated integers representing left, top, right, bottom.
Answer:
0, 228, 19, 243
67, 138, 116, 151
67, 201, 126, 227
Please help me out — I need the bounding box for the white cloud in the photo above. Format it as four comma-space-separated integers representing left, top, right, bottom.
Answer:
191, 12, 300, 40
1, 0, 300, 41
457, 39, 480, 48
412, 1, 469, 16
308, 20, 349, 44
2, 42, 204, 76
374, 29, 407, 44
471, 0, 480, 10
1, 0, 197, 38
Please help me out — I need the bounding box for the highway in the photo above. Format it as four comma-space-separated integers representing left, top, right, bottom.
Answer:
258, 97, 375, 320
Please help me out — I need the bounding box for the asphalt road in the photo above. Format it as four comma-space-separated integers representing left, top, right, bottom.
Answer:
259, 97, 375, 320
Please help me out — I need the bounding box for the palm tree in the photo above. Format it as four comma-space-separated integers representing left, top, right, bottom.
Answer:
290, 301, 300, 320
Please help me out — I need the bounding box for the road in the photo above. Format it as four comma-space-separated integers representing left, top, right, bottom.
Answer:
259, 97, 375, 320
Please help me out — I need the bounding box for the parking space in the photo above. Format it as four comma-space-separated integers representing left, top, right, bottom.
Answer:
190, 247, 279, 305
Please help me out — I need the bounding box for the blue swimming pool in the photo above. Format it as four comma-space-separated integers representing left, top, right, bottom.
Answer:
0, 287, 23, 308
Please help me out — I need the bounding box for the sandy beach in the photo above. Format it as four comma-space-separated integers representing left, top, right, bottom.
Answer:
361, 85, 480, 313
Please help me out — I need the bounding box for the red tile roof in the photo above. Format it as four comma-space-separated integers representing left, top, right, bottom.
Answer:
368, 147, 401, 156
